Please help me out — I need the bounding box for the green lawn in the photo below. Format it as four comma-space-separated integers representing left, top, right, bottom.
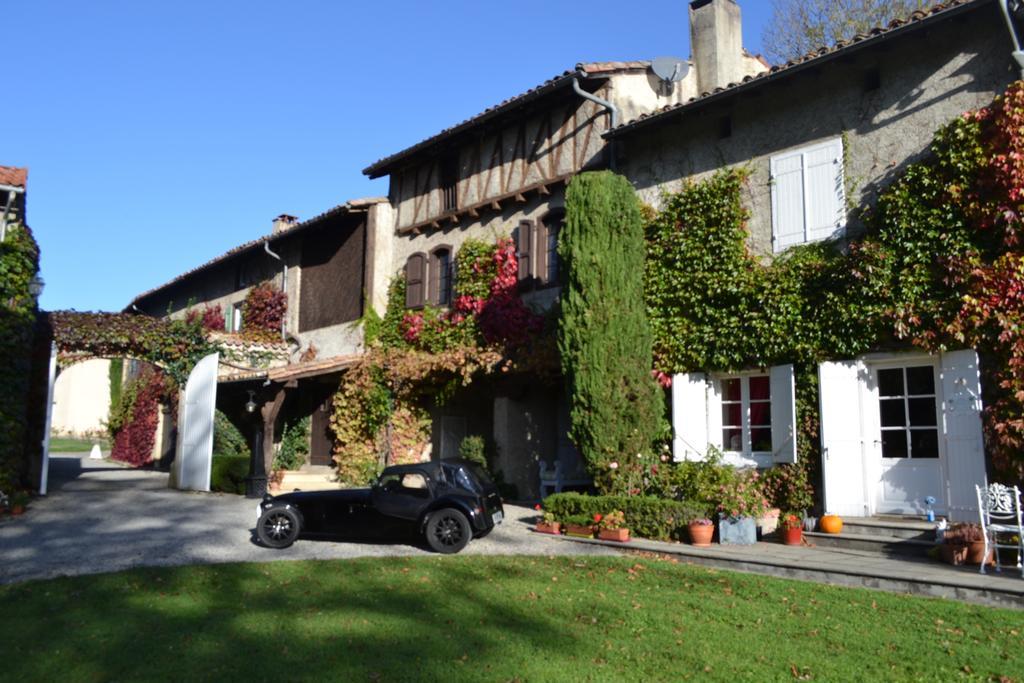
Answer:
48, 436, 107, 452
1, 555, 1020, 682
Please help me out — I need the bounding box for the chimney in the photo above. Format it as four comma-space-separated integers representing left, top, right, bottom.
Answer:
689, 0, 745, 94
272, 214, 298, 234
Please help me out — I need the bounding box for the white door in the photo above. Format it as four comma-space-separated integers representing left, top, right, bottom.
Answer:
819, 360, 870, 517
870, 361, 945, 515
171, 352, 219, 492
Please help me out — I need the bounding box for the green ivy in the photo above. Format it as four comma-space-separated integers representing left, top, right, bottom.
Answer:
275, 415, 310, 471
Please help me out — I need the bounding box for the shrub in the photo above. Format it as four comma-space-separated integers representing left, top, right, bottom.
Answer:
760, 463, 814, 513
542, 492, 708, 541
458, 435, 488, 470
211, 454, 250, 494
275, 416, 310, 471
213, 410, 248, 459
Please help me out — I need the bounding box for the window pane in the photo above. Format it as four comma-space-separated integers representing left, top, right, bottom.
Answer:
879, 399, 906, 427
722, 429, 743, 452
722, 402, 741, 427
910, 429, 939, 458
878, 369, 904, 397
907, 397, 937, 427
749, 401, 771, 427
749, 376, 770, 400
906, 366, 935, 396
750, 428, 772, 452
722, 378, 741, 401
880, 430, 908, 459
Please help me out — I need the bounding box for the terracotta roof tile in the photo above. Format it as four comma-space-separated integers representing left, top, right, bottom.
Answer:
609, 0, 986, 137
0, 166, 28, 188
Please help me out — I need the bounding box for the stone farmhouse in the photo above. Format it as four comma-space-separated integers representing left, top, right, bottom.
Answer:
118, 0, 1021, 513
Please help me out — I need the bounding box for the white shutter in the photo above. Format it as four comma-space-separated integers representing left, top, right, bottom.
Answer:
707, 377, 723, 453
171, 352, 219, 492
770, 152, 805, 253
770, 364, 797, 464
818, 360, 869, 517
940, 349, 987, 522
804, 138, 845, 242
672, 373, 709, 462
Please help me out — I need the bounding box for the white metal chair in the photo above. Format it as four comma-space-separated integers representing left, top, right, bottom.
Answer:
975, 483, 1024, 577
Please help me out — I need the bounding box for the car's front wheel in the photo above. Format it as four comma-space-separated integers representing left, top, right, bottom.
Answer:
425, 508, 471, 554
257, 507, 300, 549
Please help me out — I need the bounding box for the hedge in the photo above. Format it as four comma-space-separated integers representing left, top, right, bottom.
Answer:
211, 454, 249, 495
541, 492, 709, 541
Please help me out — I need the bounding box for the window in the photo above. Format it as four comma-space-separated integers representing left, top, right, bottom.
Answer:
405, 253, 426, 309
429, 246, 453, 306
440, 155, 458, 212
537, 211, 563, 286
719, 374, 772, 454
770, 137, 845, 252
231, 302, 243, 332
515, 220, 533, 285
877, 365, 939, 459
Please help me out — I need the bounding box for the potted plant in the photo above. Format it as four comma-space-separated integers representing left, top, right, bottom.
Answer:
758, 507, 781, 535
564, 514, 596, 538
716, 470, 769, 545
596, 510, 630, 542
942, 523, 993, 566
9, 491, 28, 516
533, 504, 561, 535
778, 512, 803, 545
688, 517, 715, 547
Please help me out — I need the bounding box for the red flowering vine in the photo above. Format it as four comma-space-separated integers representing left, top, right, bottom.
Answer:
241, 282, 286, 342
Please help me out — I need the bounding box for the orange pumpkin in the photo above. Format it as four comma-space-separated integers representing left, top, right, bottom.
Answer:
820, 514, 843, 534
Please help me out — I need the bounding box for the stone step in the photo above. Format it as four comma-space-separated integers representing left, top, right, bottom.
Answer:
276, 470, 342, 492
804, 530, 935, 557
833, 517, 940, 541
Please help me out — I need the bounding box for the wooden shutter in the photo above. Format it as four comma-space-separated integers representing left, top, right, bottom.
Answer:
671, 373, 709, 462
427, 252, 440, 305
770, 364, 797, 464
534, 220, 546, 285
770, 151, 805, 253
940, 349, 987, 522
516, 220, 533, 284
818, 360, 869, 517
405, 253, 425, 308
804, 138, 845, 242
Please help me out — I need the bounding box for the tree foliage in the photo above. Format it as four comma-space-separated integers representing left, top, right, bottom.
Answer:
761, 0, 930, 64
559, 171, 664, 493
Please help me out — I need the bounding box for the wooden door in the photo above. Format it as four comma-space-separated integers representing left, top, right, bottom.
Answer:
310, 393, 334, 466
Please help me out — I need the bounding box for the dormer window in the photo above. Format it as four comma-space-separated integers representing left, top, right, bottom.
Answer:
440, 155, 458, 212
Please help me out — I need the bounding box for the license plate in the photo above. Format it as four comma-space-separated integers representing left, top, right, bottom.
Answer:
491, 510, 504, 525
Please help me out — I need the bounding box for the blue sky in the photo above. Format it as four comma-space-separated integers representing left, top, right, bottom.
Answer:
6, 0, 773, 312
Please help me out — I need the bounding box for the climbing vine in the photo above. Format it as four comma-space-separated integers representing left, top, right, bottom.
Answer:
110, 366, 172, 467
644, 81, 1024, 481
241, 281, 286, 342
331, 236, 549, 485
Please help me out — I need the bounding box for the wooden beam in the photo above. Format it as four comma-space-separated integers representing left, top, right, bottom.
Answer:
537, 183, 550, 196
468, 207, 479, 218
449, 214, 459, 225
515, 193, 526, 203
491, 199, 502, 211
260, 385, 289, 475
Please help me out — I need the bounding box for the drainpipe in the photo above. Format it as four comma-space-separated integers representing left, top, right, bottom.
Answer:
998, 0, 1024, 78
0, 185, 25, 243
572, 76, 619, 171
263, 241, 287, 340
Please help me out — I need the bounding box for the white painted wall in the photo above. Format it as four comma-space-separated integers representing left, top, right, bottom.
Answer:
51, 358, 111, 438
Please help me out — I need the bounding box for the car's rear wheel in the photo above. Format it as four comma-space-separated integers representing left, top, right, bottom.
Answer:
257, 507, 300, 549
425, 508, 471, 554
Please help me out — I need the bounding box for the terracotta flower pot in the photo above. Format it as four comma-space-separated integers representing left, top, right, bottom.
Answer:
966, 540, 995, 566
688, 523, 714, 547
597, 528, 630, 542
565, 523, 595, 538
941, 543, 969, 565
11, 505, 24, 516
781, 526, 803, 545
535, 521, 561, 535
820, 514, 843, 534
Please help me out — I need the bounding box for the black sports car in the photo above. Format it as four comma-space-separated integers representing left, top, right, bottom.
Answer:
255, 459, 504, 554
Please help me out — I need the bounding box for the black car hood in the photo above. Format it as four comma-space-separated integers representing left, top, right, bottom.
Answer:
274, 488, 372, 505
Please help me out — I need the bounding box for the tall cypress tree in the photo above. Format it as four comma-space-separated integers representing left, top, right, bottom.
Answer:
558, 171, 663, 492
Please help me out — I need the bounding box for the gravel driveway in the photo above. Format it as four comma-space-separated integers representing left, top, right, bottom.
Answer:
0, 454, 616, 585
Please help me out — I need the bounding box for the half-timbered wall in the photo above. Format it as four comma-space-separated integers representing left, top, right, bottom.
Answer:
390, 85, 613, 233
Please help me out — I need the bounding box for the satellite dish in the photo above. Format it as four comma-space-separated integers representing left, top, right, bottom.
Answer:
651, 56, 689, 83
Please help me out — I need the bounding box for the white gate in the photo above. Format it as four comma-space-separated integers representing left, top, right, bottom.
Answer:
170, 352, 219, 492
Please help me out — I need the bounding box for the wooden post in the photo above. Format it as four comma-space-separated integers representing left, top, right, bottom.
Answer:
260, 382, 291, 476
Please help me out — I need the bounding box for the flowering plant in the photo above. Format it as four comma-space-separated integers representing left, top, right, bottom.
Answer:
778, 512, 803, 531
716, 469, 770, 520
596, 510, 626, 531
944, 522, 984, 545
534, 503, 556, 524
688, 517, 714, 526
